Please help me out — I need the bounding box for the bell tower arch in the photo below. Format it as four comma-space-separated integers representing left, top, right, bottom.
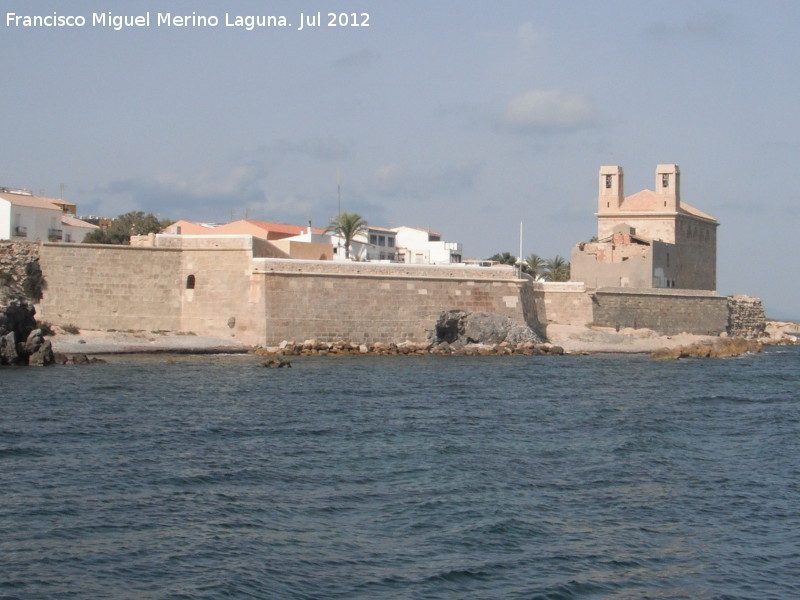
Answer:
598, 166, 623, 214
656, 164, 680, 212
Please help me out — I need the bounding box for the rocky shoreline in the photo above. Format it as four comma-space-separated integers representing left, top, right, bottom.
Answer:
3, 300, 797, 366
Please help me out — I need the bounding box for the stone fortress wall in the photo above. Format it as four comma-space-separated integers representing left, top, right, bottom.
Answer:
36, 239, 538, 346
21, 237, 766, 346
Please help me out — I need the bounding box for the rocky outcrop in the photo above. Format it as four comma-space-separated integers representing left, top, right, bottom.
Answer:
761, 320, 800, 345
0, 286, 54, 366
431, 310, 542, 348
649, 337, 762, 360
252, 311, 559, 358
0, 241, 45, 301
254, 338, 564, 357
727, 295, 766, 339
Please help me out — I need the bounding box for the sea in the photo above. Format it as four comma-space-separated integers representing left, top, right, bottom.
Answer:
1, 346, 799, 600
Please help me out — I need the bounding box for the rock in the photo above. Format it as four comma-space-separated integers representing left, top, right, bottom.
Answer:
432, 310, 542, 348
28, 339, 54, 366
463, 312, 510, 344
0, 331, 19, 365
72, 354, 91, 365
650, 347, 681, 360
649, 337, 761, 360
263, 358, 292, 368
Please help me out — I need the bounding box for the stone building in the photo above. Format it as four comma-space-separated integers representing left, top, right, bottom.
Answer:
571, 164, 718, 290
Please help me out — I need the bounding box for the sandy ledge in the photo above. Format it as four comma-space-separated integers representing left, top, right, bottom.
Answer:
542, 324, 724, 354
46, 325, 743, 356
49, 329, 252, 355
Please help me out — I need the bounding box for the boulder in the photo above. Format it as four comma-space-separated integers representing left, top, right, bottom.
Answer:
28, 339, 54, 366
432, 310, 542, 347
649, 337, 762, 360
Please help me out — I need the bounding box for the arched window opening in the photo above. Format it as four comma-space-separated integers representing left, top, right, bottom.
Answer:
186, 274, 196, 290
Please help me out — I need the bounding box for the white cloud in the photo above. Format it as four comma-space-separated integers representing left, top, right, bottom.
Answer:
517, 22, 540, 53
502, 89, 596, 132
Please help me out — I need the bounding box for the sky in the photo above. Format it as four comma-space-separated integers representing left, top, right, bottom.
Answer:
2, 0, 799, 319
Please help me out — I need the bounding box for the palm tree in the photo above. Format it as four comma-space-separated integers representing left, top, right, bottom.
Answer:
487, 251, 517, 266
523, 253, 546, 278
543, 255, 571, 282
326, 212, 368, 259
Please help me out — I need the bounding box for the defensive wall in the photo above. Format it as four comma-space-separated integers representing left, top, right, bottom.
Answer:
26, 238, 762, 345
36, 239, 536, 346
588, 287, 729, 336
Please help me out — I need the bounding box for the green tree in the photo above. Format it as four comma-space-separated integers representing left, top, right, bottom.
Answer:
326, 212, 368, 259
523, 253, 546, 278
543, 255, 571, 282
487, 251, 517, 266
84, 211, 167, 245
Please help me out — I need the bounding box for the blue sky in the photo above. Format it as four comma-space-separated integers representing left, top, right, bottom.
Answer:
2, 1, 798, 318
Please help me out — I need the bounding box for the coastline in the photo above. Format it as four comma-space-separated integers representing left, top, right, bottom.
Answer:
46, 325, 776, 357
49, 329, 252, 355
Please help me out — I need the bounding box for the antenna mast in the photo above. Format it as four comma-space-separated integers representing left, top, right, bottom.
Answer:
337, 167, 341, 216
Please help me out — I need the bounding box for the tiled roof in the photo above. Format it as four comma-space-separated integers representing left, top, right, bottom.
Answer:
619, 190, 717, 222
0, 191, 62, 211
61, 215, 98, 229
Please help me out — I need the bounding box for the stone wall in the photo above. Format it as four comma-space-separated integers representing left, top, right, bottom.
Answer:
530, 282, 594, 329
38, 243, 184, 331
0, 241, 41, 299
256, 260, 533, 345
37, 243, 536, 346
727, 295, 766, 339
591, 287, 729, 335
32, 240, 764, 345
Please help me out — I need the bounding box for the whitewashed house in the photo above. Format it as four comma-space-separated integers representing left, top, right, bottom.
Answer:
391, 226, 462, 264
0, 188, 98, 242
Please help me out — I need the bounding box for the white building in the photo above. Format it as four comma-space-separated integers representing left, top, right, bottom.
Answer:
391, 226, 462, 264
0, 188, 97, 242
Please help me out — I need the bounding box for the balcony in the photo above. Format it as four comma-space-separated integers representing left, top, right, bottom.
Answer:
13, 226, 27, 238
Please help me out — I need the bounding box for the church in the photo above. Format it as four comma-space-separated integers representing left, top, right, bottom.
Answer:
571, 164, 718, 290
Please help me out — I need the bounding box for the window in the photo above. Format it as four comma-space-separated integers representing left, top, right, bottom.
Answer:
605, 175, 612, 189
662, 174, 669, 188
186, 275, 196, 290
378, 235, 385, 246
370, 234, 378, 245
388, 237, 395, 248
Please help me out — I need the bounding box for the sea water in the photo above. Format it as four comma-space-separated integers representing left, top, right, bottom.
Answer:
1, 347, 799, 599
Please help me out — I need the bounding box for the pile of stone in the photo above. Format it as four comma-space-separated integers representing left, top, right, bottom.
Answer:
649, 337, 762, 360
0, 286, 54, 366
255, 310, 562, 358
254, 339, 564, 357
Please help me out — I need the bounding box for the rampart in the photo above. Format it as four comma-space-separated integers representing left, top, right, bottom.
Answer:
37, 240, 536, 346
589, 287, 729, 335
31, 239, 762, 345
253, 259, 534, 344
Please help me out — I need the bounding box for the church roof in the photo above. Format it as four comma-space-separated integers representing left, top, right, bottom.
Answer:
620, 190, 717, 222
